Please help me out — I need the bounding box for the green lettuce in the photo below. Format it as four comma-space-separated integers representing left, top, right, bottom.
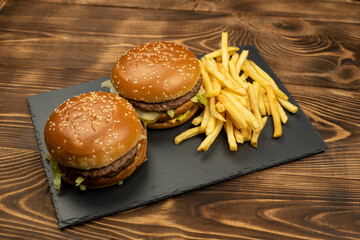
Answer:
191, 87, 207, 105
177, 109, 190, 122
167, 110, 175, 118
75, 176, 87, 191
101, 79, 118, 94
45, 152, 65, 192
75, 176, 85, 186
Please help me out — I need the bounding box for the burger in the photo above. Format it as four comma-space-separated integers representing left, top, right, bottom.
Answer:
105, 41, 205, 129
44, 91, 147, 190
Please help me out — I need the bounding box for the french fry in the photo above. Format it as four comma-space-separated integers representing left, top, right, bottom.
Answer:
229, 59, 249, 89
216, 51, 238, 62
199, 61, 215, 97
277, 97, 298, 114
203, 61, 227, 84
230, 52, 239, 65
244, 91, 252, 111
211, 74, 222, 96
224, 115, 238, 151
205, 113, 217, 136
248, 60, 277, 86
204, 47, 240, 60
220, 92, 260, 130
209, 97, 226, 122
221, 32, 229, 71
239, 72, 248, 82
191, 111, 204, 126
266, 85, 282, 138
226, 114, 244, 131
206, 58, 218, 68
174, 127, 204, 145
245, 60, 285, 99
241, 127, 252, 142
217, 94, 248, 129
218, 64, 247, 96
215, 101, 226, 113
277, 101, 288, 124
253, 82, 266, 116
248, 84, 262, 124
200, 103, 211, 132
197, 119, 224, 151
233, 127, 244, 144
236, 50, 249, 74
242, 62, 289, 101
263, 90, 271, 115
250, 117, 268, 148
222, 89, 248, 107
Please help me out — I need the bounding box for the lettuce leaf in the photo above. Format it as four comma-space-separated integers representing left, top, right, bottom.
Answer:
191, 87, 207, 105
101, 79, 118, 94
75, 176, 85, 186
45, 152, 65, 192
177, 109, 190, 122
167, 110, 175, 118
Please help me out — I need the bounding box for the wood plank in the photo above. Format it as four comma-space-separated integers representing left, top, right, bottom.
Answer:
1, 148, 360, 239
0, 2, 359, 91
24, 0, 360, 22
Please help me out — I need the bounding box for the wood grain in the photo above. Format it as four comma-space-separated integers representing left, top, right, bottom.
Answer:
29, 0, 360, 22
0, 0, 359, 238
1, 1, 358, 90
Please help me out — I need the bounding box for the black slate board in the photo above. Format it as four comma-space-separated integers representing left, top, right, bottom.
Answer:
28, 46, 327, 228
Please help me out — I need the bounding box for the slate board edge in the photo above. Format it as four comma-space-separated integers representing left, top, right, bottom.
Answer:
27, 97, 64, 225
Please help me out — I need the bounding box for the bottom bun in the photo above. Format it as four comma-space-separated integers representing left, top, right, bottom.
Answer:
62, 126, 147, 189
147, 105, 199, 129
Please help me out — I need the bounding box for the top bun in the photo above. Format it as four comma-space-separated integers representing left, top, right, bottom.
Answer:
44, 92, 142, 170
111, 41, 201, 103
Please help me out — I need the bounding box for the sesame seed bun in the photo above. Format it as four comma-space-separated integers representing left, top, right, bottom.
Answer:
44, 91, 147, 189
110, 41, 202, 129
111, 41, 200, 103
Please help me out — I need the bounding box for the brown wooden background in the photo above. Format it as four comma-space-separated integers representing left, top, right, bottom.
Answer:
1, 0, 359, 239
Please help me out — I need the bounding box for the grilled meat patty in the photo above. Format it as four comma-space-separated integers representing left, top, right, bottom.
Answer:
128, 78, 202, 112
60, 143, 138, 179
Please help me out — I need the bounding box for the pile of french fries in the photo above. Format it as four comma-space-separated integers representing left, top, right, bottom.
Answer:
174, 32, 298, 151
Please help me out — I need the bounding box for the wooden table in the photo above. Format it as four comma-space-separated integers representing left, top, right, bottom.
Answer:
1, 0, 359, 238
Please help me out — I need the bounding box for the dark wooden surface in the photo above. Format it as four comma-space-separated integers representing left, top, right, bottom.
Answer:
1, 0, 359, 238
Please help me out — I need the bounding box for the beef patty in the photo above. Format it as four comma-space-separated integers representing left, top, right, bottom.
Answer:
60, 143, 138, 179
128, 77, 202, 112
